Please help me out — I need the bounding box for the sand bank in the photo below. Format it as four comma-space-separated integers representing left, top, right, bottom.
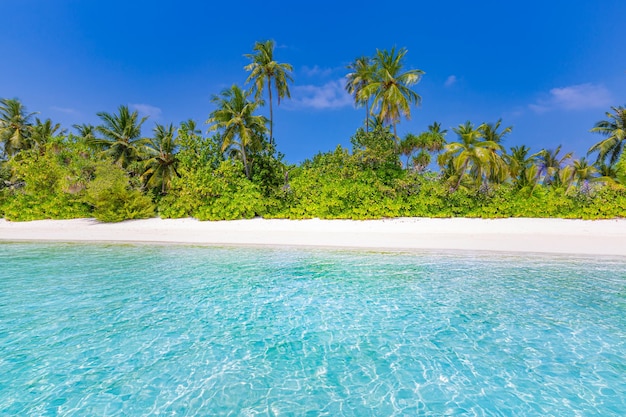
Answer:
2, 217, 626, 256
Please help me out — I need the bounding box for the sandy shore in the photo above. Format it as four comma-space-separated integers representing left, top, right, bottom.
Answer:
1, 217, 626, 256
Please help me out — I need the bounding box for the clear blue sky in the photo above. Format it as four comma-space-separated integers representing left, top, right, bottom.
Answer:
1, 0, 625, 164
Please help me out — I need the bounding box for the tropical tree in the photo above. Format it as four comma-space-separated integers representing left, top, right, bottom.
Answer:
346, 56, 375, 131
244, 39, 293, 146
141, 123, 179, 194
73, 123, 97, 144
479, 119, 512, 144
359, 47, 424, 140
0, 98, 37, 157
400, 123, 446, 172
438, 121, 507, 191
505, 145, 539, 189
536, 145, 572, 187
95, 105, 149, 170
588, 105, 626, 165
206, 84, 268, 179
30, 118, 66, 152
566, 157, 598, 189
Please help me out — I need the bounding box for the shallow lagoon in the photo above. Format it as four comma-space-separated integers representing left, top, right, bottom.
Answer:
1, 243, 625, 416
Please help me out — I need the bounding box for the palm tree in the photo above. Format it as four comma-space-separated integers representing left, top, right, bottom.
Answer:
244, 40, 293, 146
0, 98, 37, 157
536, 145, 573, 187
360, 47, 424, 140
438, 121, 506, 191
505, 145, 539, 189
569, 157, 598, 187
73, 123, 97, 143
589, 105, 626, 165
206, 85, 268, 179
479, 119, 512, 144
346, 56, 375, 131
30, 118, 66, 152
399, 122, 447, 172
95, 105, 149, 170
142, 123, 179, 194
399, 133, 420, 170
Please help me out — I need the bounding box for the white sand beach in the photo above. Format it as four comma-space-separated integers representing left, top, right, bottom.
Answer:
1, 217, 626, 256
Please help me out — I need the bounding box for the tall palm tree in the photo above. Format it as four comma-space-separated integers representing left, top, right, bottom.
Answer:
244, 40, 293, 146
206, 84, 268, 179
438, 121, 506, 191
30, 118, 66, 152
589, 105, 626, 165
0, 98, 37, 157
360, 47, 424, 140
479, 119, 512, 144
95, 105, 149, 170
536, 145, 573, 187
142, 123, 179, 194
505, 145, 539, 189
346, 56, 375, 131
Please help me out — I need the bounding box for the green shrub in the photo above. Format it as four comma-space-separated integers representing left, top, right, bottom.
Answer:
158, 160, 264, 220
83, 163, 155, 222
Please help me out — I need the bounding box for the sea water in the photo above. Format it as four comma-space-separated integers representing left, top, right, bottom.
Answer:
0, 243, 625, 416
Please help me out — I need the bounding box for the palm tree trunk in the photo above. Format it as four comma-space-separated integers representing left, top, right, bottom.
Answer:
268, 78, 273, 146
365, 101, 369, 132
451, 160, 469, 192
241, 145, 251, 179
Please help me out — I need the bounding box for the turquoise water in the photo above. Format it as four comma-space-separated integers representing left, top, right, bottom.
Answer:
1, 243, 625, 416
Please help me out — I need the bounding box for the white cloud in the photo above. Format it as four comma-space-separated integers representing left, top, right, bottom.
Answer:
301, 65, 333, 78
529, 83, 611, 113
130, 103, 162, 119
444, 75, 457, 87
290, 79, 353, 110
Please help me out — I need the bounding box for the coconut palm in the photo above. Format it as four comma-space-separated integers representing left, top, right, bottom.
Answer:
95, 105, 149, 170
346, 56, 375, 131
569, 157, 598, 187
505, 145, 539, 189
479, 119, 512, 144
0, 98, 37, 157
438, 121, 506, 191
589, 105, 626, 165
244, 40, 293, 146
360, 47, 424, 140
73, 123, 97, 143
206, 84, 268, 179
30, 118, 66, 152
142, 123, 179, 194
536, 145, 573, 187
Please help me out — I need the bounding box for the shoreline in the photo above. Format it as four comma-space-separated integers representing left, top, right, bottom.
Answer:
2, 217, 626, 256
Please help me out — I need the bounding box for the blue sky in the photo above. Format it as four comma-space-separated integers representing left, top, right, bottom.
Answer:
1, 0, 625, 164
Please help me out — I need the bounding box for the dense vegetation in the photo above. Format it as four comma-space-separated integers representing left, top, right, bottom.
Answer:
1, 41, 625, 222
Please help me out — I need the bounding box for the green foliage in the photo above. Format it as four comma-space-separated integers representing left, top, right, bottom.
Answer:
0, 144, 92, 221
158, 160, 264, 220
250, 147, 288, 198
273, 146, 402, 219
83, 163, 155, 222
3, 97, 626, 223
351, 125, 402, 181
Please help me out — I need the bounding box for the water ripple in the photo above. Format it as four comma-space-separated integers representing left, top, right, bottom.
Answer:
1, 244, 625, 416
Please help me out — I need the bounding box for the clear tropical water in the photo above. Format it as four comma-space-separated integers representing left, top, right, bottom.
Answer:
1, 243, 625, 416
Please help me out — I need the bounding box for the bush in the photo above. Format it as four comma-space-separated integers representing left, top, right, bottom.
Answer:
158, 160, 264, 220
83, 163, 155, 222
